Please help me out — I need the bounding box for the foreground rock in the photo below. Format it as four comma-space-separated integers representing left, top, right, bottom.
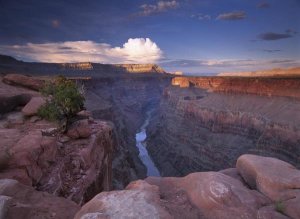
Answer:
75, 180, 172, 219
77, 154, 300, 219
21, 96, 46, 116
0, 77, 39, 114
237, 154, 300, 218
67, 119, 92, 139
0, 179, 79, 219
0, 118, 115, 204
3, 74, 45, 91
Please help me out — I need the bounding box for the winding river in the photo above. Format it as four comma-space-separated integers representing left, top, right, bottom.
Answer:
135, 110, 160, 176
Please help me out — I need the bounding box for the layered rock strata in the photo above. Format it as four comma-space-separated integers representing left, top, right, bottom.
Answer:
147, 77, 300, 176
172, 76, 300, 99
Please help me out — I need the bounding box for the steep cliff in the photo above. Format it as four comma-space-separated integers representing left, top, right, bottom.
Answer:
147, 77, 300, 176
172, 76, 300, 99
85, 74, 171, 188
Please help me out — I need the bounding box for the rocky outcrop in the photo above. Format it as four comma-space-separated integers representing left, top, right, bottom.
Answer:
147, 81, 300, 176
3, 74, 45, 91
0, 117, 115, 204
38, 120, 115, 204
172, 76, 300, 99
0, 77, 38, 114
0, 179, 79, 219
0, 76, 116, 204
76, 154, 299, 219
21, 97, 45, 116
66, 119, 92, 139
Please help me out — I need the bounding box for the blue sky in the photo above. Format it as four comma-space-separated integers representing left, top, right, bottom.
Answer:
0, 0, 299, 74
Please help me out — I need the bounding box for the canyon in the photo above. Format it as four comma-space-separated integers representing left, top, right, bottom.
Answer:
147, 76, 300, 176
0, 56, 299, 218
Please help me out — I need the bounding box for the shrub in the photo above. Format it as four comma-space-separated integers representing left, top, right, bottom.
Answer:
38, 76, 85, 125
275, 201, 285, 214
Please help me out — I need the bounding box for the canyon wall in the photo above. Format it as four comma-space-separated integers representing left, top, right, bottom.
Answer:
172, 76, 300, 99
218, 66, 300, 77
84, 74, 171, 188
147, 76, 300, 176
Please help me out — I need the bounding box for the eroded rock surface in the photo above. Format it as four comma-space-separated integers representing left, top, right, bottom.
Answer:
75, 180, 172, 219
77, 155, 300, 219
0, 179, 79, 219
3, 74, 45, 91
21, 96, 45, 116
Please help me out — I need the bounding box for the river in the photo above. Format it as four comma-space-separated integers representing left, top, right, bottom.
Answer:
135, 110, 160, 176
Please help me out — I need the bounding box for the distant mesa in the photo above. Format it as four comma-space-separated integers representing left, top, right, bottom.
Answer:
0, 54, 21, 63
60, 62, 94, 70
115, 64, 166, 74
168, 71, 183, 75
218, 67, 300, 77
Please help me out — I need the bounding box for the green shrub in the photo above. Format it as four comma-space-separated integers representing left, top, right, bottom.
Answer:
275, 201, 285, 214
38, 76, 85, 124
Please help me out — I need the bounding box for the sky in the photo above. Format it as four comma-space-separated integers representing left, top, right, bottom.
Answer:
0, 0, 299, 74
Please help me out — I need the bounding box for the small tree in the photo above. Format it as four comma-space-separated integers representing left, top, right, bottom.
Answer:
38, 76, 85, 129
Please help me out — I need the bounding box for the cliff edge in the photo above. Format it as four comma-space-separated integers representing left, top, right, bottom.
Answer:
76, 154, 300, 219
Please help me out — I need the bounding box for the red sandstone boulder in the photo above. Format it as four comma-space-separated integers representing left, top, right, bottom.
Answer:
147, 172, 271, 219
22, 97, 46, 116
237, 154, 300, 219
2, 74, 44, 91
0, 129, 57, 186
0, 179, 79, 219
67, 119, 92, 139
257, 206, 290, 219
237, 154, 300, 201
74, 180, 172, 219
9, 131, 44, 184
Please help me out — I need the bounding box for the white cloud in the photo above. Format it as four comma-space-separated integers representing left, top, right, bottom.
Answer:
140, 1, 179, 16
216, 11, 246, 20
0, 38, 163, 63
191, 13, 211, 21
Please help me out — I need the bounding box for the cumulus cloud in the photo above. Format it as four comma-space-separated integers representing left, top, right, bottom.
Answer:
216, 11, 246, 20
191, 13, 211, 21
257, 2, 270, 8
139, 1, 179, 16
0, 38, 163, 63
257, 32, 294, 41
